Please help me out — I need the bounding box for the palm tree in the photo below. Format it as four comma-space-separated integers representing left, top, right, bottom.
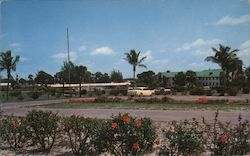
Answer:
124, 49, 147, 86
205, 44, 239, 86
77, 65, 87, 97
0, 51, 20, 100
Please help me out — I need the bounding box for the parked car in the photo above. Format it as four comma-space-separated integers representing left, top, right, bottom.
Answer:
128, 87, 155, 96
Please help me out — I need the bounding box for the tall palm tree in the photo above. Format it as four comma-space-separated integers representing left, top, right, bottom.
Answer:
205, 44, 239, 86
124, 49, 147, 85
77, 65, 87, 97
0, 50, 20, 100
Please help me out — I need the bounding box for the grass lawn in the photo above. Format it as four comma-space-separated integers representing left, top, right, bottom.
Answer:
37, 102, 250, 110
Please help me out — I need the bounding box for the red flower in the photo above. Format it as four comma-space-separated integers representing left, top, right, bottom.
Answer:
62, 121, 68, 129
122, 115, 131, 123
111, 122, 118, 129
220, 134, 229, 143
132, 143, 140, 150
11, 120, 20, 129
136, 119, 142, 127
154, 138, 160, 145
48, 114, 55, 121
197, 98, 208, 104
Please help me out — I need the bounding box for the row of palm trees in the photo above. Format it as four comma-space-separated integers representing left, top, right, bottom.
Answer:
0, 44, 247, 100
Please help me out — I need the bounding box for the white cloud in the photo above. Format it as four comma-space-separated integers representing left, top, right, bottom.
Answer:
9, 42, 22, 52
51, 51, 77, 62
142, 50, 153, 61
91, 46, 114, 55
214, 14, 250, 25
176, 38, 221, 51
239, 40, 250, 65
150, 59, 169, 69
78, 45, 86, 52
10, 42, 21, 47
240, 40, 250, 49
20, 56, 31, 62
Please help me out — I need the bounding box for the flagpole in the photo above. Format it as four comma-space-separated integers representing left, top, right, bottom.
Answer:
67, 28, 71, 87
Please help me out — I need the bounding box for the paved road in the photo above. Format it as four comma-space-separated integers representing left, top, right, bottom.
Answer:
1, 97, 250, 124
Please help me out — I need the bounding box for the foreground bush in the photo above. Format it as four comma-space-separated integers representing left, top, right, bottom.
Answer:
61, 115, 99, 155
26, 110, 59, 151
159, 119, 205, 155
203, 112, 250, 155
1, 110, 250, 155
0, 116, 29, 149
93, 113, 156, 155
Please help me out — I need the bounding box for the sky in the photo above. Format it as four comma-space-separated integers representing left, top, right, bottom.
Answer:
0, 0, 250, 79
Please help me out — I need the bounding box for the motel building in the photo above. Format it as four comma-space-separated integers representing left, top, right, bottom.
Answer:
160, 69, 223, 88
47, 82, 131, 91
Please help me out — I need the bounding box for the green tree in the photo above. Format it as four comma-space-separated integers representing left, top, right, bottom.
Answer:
110, 70, 123, 83
246, 66, 250, 82
185, 70, 197, 88
61, 61, 75, 83
174, 72, 186, 86
205, 44, 240, 86
93, 72, 110, 83
76, 65, 87, 97
35, 70, 54, 85
0, 50, 20, 100
137, 70, 157, 88
124, 49, 147, 85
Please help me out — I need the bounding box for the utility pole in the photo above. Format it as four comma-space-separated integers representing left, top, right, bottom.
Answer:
67, 28, 71, 87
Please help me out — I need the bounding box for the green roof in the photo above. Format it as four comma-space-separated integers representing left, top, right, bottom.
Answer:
196, 69, 223, 77
160, 69, 222, 78
160, 72, 179, 78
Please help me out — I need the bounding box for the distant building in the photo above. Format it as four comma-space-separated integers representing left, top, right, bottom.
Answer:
160, 69, 222, 87
47, 82, 131, 91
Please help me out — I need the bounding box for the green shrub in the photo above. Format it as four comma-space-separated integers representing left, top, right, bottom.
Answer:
95, 95, 122, 103
0, 117, 29, 149
172, 85, 185, 92
159, 120, 205, 155
109, 89, 127, 96
227, 87, 238, 96
94, 89, 105, 96
61, 115, 99, 155
50, 88, 56, 96
215, 87, 225, 96
200, 112, 250, 156
56, 92, 62, 98
9, 90, 22, 97
17, 94, 24, 101
189, 87, 204, 95
242, 87, 250, 94
80, 89, 87, 95
26, 110, 59, 151
93, 113, 156, 155
134, 97, 161, 103
27, 91, 42, 100
161, 96, 174, 103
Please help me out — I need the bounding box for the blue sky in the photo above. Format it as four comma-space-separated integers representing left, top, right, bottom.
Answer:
0, 0, 250, 79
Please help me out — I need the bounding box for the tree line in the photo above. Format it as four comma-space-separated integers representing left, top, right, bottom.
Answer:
1, 44, 250, 100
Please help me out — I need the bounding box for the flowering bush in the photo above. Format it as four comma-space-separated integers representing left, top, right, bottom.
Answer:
68, 98, 95, 103
95, 96, 123, 103
61, 115, 99, 155
204, 112, 250, 155
26, 110, 59, 151
159, 119, 205, 155
0, 116, 29, 149
197, 97, 209, 104
93, 113, 156, 155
